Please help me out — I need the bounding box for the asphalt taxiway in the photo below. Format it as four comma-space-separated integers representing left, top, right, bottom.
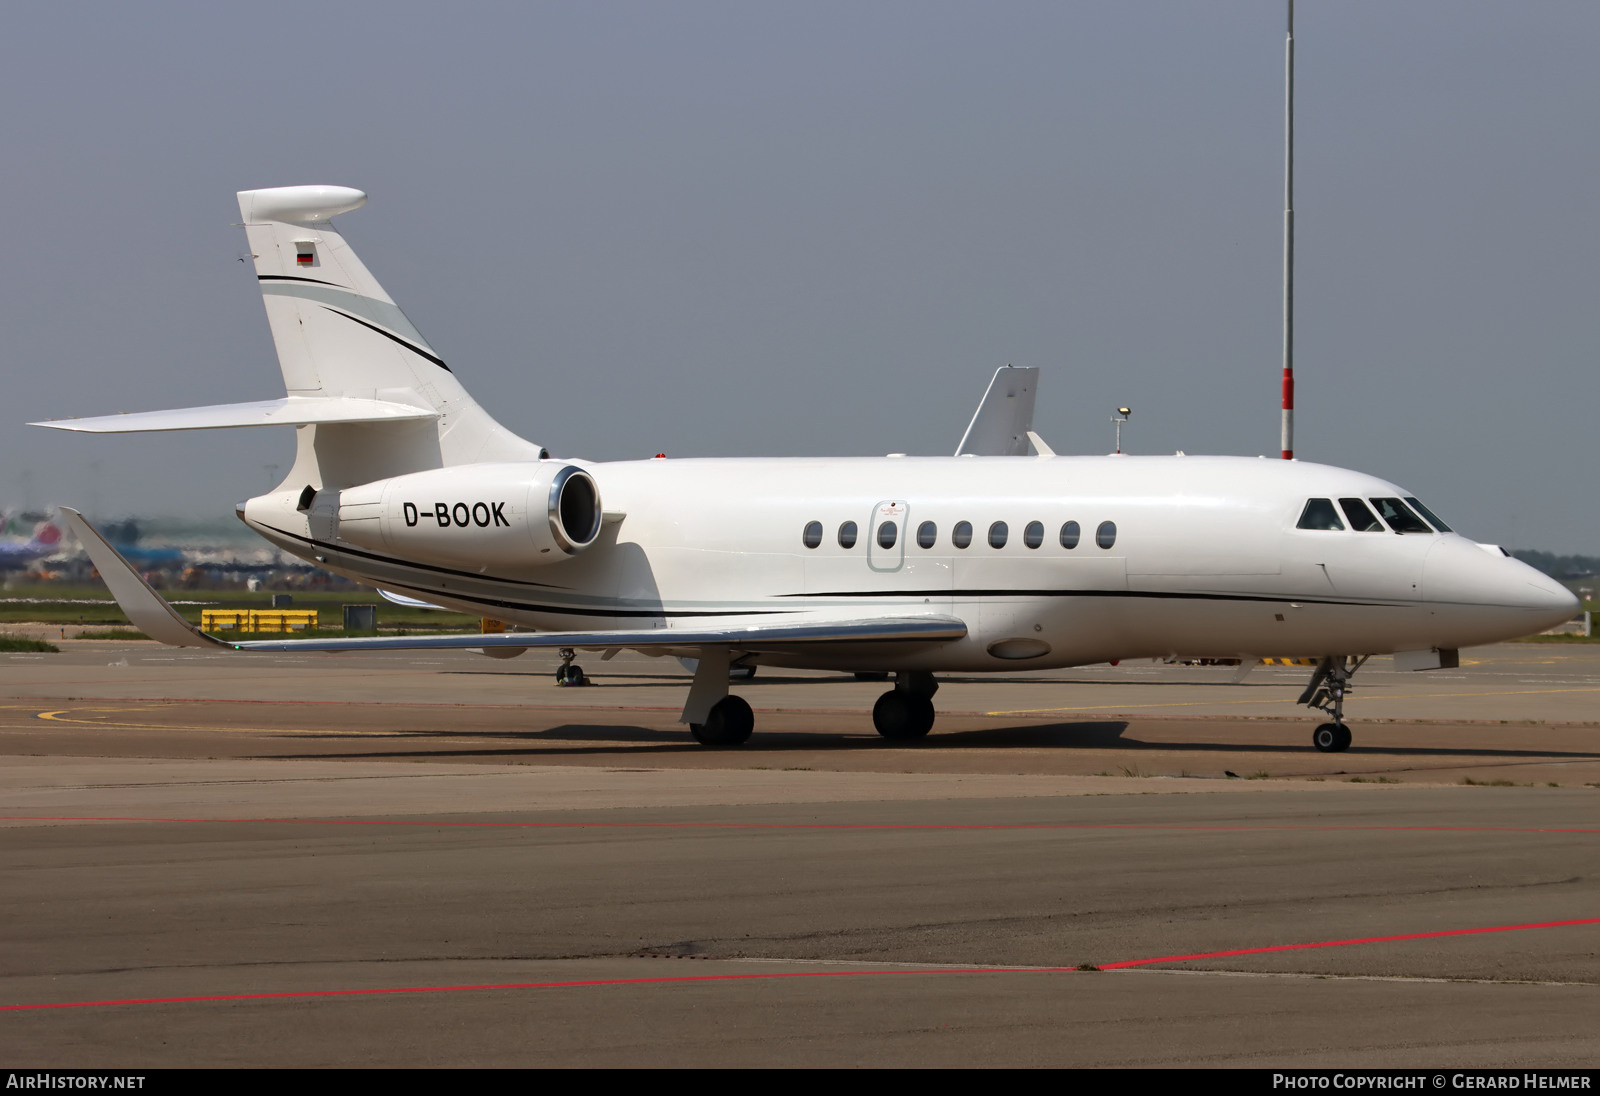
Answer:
1, 642, 1596, 1066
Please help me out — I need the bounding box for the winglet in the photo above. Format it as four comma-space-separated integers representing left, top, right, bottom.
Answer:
956, 365, 1040, 456
58, 508, 225, 648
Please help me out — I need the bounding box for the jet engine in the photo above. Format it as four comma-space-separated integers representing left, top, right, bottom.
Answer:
336, 462, 601, 568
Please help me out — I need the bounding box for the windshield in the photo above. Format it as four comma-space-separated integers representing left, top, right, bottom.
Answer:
1370, 497, 1432, 534
1405, 497, 1453, 533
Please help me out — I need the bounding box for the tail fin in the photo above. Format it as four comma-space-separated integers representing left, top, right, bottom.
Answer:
33, 187, 546, 490
238, 186, 543, 485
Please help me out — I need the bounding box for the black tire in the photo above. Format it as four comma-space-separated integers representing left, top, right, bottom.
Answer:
567, 665, 585, 686
691, 695, 754, 747
554, 665, 570, 685
873, 690, 934, 740
1312, 722, 1351, 753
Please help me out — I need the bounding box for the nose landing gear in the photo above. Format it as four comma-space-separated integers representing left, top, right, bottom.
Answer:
1299, 655, 1368, 752
554, 647, 587, 686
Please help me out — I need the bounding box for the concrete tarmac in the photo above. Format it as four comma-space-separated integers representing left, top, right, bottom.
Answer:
1, 641, 1597, 1067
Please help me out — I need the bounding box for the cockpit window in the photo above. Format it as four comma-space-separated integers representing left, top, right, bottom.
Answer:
1296, 499, 1344, 531
1339, 498, 1384, 532
1405, 497, 1452, 533
1370, 497, 1432, 534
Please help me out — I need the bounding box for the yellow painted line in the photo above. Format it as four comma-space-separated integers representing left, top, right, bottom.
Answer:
987, 686, 1600, 716
34, 710, 329, 735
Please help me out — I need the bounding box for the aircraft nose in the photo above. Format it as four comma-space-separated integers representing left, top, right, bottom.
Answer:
1423, 537, 1580, 630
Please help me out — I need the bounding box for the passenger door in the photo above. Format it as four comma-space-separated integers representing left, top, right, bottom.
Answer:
867, 500, 907, 573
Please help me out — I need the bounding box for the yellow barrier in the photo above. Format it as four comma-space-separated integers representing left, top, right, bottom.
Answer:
201, 609, 318, 633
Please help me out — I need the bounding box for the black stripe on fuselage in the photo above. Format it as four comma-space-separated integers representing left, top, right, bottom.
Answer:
786, 588, 1396, 608
256, 521, 560, 590
320, 307, 454, 373
255, 523, 784, 619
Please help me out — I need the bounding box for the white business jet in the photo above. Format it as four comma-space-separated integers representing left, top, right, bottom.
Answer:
34, 186, 1578, 751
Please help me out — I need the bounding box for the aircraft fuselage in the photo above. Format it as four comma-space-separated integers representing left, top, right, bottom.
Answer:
240, 452, 1575, 673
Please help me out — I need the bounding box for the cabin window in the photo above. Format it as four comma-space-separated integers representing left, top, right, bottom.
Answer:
1339, 498, 1384, 532
1405, 497, 1452, 533
802, 521, 823, 549
1370, 497, 1432, 534
1297, 499, 1344, 531
838, 521, 858, 549
988, 521, 1009, 549
877, 521, 898, 549
1096, 520, 1117, 549
917, 521, 937, 549
1024, 521, 1044, 549
1060, 521, 1080, 549
952, 521, 973, 549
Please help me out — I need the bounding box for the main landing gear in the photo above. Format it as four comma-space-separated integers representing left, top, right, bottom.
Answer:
872, 671, 938, 741
679, 653, 942, 748
1298, 655, 1368, 753
681, 648, 754, 747
691, 696, 754, 747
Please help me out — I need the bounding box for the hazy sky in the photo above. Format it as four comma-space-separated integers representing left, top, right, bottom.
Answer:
3, 1, 1595, 552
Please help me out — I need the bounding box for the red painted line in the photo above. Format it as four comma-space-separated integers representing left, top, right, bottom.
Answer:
0, 968, 1010, 1012
6, 917, 1599, 1012
2, 816, 1598, 834
4, 919, 1597, 1012
1099, 918, 1600, 969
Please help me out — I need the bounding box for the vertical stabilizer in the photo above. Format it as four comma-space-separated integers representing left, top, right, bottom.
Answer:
238, 186, 543, 486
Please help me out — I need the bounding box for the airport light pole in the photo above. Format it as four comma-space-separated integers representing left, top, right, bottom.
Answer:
1111, 407, 1130, 454
1281, 0, 1296, 460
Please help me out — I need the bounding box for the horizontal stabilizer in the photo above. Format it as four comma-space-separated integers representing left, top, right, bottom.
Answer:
31, 397, 438, 434
58, 508, 226, 649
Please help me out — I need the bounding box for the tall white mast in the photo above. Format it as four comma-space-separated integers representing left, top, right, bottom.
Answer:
1281, 0, 1296, 459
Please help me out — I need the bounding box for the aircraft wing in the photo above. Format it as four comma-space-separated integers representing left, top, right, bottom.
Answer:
231, 616, 965, 654
61, 508, 966, 654
955, 365, 1040, 456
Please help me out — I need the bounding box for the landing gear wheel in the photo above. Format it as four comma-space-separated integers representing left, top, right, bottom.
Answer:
555, 663, 586, 686
873, 690, 935, 740
1312, 722, 1351, 753
691, 695, 754, 747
